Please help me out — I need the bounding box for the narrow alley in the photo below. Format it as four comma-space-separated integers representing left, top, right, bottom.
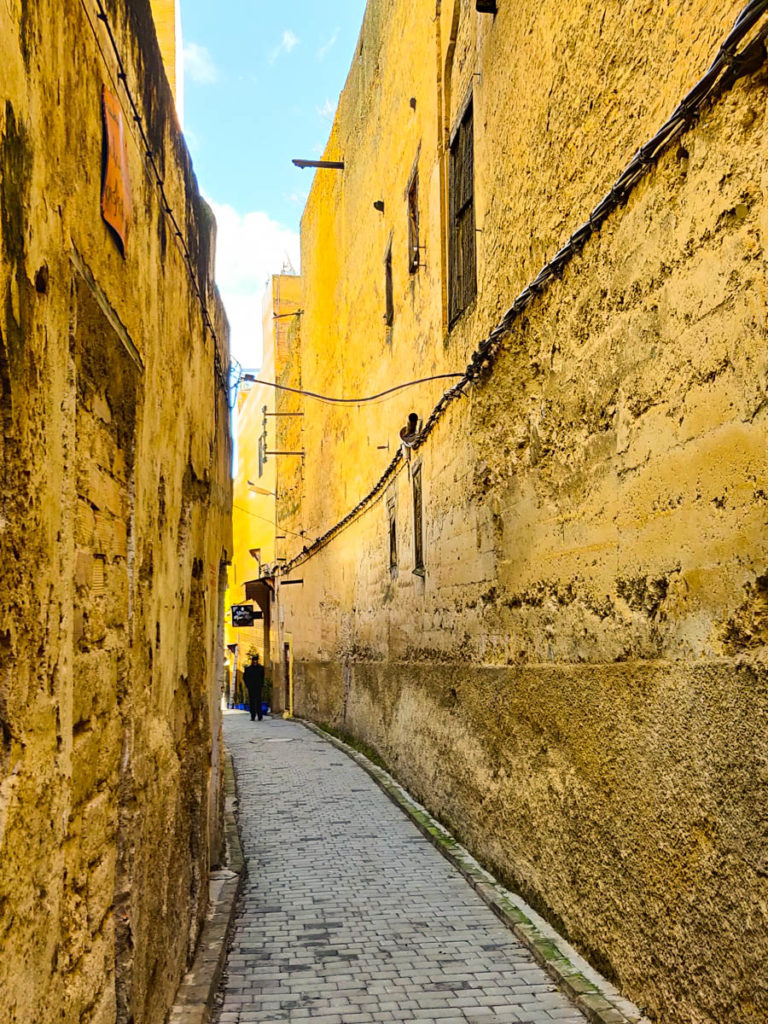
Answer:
215, 713, 589, 1024
2, 0, 767, 1020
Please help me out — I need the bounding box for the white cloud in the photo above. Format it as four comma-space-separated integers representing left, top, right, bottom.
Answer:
183, 42, 218, 84
316, 28, 340, 62
183, 126, 201, 154
269, 29, 300, 63
316, 97, 336, 121
207, 200, 300, 368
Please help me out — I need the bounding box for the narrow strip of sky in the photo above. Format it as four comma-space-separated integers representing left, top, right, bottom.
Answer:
179, 0, 368, 367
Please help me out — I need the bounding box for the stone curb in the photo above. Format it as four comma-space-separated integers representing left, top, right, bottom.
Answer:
301, 719, 649, 1024
168, 747, 245, 1024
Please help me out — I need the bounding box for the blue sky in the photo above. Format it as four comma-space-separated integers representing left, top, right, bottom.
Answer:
179, 0, 368, 366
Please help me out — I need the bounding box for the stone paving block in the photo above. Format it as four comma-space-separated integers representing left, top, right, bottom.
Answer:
212, 715, 591, 1024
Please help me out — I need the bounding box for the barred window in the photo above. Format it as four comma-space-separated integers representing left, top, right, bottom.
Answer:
384, 242, 394, 327
412, 464, 424, 574
388, 498, 397, 571
258, 404, 267, 477
407, 169, 420, 273
448, 99, 476, 324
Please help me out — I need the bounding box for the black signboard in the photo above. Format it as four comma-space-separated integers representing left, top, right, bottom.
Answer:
231, 604, 257, 627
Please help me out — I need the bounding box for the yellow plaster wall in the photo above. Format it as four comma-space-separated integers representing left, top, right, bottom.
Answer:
279, 1, 768, 1022
0, 1, 231, 1021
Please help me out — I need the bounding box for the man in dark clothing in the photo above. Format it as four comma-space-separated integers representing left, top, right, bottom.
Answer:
243, 652, 265, 721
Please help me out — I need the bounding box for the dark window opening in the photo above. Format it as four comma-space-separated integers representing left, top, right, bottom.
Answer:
408, 170, 420, 273
388, 500, 397, 572
448, 98, 476, 324
413, 464, 425, 574
385, 243, 394, 327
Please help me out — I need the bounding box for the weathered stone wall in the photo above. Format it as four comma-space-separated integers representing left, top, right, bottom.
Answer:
281, 1, 768, 1022
149, 0, 180, 101
0, 1, 231, 1022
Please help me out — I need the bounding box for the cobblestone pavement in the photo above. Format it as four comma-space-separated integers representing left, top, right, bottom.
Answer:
215, 712, 587, 1024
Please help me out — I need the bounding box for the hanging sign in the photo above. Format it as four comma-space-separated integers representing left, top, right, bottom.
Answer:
231, 604, 260, 627
101, 86, 133, 255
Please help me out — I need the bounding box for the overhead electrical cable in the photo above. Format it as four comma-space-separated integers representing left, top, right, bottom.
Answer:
240, 373, 465, 405
280, 0, 768, 576
232, 504, 315, 543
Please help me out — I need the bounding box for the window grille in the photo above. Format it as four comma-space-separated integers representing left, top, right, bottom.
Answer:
385, 242, 394, 327
388, 499, 397, 571
412, 464, 424, 574
448, 99, 476, 324
408, 169, 420, 273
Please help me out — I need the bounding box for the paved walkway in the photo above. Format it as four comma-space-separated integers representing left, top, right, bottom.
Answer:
215, 712, 587, 1024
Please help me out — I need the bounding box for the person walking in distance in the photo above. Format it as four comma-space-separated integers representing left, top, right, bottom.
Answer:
243, 651, 265, 721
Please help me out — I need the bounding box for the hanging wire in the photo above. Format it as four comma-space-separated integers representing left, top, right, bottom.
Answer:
229, 358, 244, 409
239, 372, 465, 405
232, 504, 315, 543
281, 0, 768, 575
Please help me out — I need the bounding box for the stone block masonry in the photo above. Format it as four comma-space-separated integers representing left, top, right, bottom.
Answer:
0, 1, 231, 1022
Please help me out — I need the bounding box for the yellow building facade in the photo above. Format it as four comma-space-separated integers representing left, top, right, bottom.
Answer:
275, 2, 768, 1023
0, 1, 231, 1022
226, 273, 302, 708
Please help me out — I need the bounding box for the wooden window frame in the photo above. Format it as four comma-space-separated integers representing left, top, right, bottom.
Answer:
448, 95, 476, 325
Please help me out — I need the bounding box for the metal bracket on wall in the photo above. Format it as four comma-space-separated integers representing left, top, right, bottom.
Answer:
292, 159, 345, 170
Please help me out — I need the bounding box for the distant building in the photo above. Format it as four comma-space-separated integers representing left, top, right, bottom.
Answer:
226, 273, 302, 711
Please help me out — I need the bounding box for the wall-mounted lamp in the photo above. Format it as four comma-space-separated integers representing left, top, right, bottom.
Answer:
373, 200, 385, 213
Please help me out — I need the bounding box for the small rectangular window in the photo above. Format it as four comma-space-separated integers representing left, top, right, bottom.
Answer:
385, 242, 394, 327
412, 464, 424, 574
407, 170, 420, 273
388, 499, 397, 571
448, 98, 476, 324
